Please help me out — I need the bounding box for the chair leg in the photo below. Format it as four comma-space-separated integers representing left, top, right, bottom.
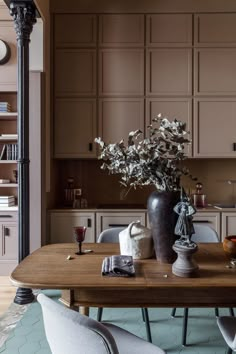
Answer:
97, 307, 103, 322
215, 308, 219, 317
171, 308, 177, 318
141, 308, 145, 322
227, 347, 233, 354
182, 308, 189, 346
229, 308, 235, 316
142, 308, 152, 343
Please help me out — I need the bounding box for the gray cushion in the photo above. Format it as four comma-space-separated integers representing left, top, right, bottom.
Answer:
191, 224, 219, 243
217, 316, 236, 351
97, 228, 125, 243
104, 323, 165, 354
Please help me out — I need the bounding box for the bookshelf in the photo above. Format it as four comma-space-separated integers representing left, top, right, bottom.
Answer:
0, 94, 18, 206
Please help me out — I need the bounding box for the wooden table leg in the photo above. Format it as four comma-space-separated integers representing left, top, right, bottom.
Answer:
79, 306, 90, 316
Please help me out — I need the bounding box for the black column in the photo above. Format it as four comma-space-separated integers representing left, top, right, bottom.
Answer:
10, 1, 36, 305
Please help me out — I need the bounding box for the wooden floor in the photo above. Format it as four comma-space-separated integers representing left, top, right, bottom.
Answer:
0, 276, 16, 316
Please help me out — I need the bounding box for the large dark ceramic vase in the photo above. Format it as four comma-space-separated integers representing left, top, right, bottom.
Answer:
147, 190, 180, 264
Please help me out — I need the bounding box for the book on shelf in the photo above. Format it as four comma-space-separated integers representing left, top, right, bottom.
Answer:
0, 143, 18, 160
0, 195, 15, 200
0, 200, 15, 205
0, 179, 10, 184
0, 144, 6, 160
0, 134, 18, 139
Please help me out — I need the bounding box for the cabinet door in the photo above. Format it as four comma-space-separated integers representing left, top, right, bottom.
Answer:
0, 221, 17, 260
146, 98, 192, 156
96, 211, 146, 240
99, 98, 144, 143
50, 212, 95, 243
222, 212, 236, 238
54, 99, 97, 158
194, 98, 236, 157
193, 212, 220, 239
194, 14, 236, 47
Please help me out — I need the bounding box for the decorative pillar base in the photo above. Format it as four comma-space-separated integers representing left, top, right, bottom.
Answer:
14, 287, 35, 305
172, 243, 199, 278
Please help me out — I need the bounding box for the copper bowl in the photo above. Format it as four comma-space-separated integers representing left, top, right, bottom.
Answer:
223, 235, 236, 257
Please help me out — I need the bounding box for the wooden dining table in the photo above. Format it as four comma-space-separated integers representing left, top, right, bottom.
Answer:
10, 243, 236, 314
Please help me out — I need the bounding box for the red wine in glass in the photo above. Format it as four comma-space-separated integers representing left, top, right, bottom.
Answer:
74, 226, 87, 255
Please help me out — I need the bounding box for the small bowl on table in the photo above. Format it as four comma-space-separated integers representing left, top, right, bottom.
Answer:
223, 235, 236, 258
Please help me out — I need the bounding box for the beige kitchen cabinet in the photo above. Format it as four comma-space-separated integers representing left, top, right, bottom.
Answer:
54, 98, 97, 158
50, 211, 95, 243
96, 210, 146, 240
98, 98, 144, 143
145, 98, 192, 156
221, 212, 236, 239
146, 14, 192, 47
194, 98, 236, 157
194, 13, 236, 47
193, 211, 220, 239
0, 211, 18, 275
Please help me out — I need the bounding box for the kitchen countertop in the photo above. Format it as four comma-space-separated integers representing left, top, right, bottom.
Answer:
49, 205, 230, 212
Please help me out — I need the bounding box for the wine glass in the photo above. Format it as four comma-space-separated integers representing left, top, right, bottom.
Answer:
74, 226, 87, 255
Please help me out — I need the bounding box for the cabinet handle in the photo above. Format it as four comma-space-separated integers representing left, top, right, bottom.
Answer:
193, 220, 211, 223
233, 143, 236, 151
3, 227, 9, 236
89, 143, 93, 151
87, 218, 92, 227
0, 215, 12, 218
108, 224, 129, 227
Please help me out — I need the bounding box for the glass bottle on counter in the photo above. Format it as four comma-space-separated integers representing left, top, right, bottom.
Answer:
64, 177, 75, 207
73, 188, 88, 209
192, 182, 207, 208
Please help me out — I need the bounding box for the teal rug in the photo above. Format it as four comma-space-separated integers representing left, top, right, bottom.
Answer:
0, 290, 230, 354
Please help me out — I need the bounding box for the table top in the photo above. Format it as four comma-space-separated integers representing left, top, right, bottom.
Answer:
10, 243, 236, 290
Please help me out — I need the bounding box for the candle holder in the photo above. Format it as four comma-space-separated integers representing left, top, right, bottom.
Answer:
74, 226, 87, 255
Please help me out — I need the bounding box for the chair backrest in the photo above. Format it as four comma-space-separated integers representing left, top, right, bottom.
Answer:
191, 223, 219, 243
97, 227, 125, 243
37, 293, 119, 354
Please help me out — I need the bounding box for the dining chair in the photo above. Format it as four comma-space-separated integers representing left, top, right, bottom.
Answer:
217, 316, 236, 354
171, 223, 234, 346
97, 227, 152, 343
37, 293, 165, 354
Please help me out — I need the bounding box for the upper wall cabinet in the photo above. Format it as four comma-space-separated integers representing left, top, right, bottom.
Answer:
194, 14, 236, 47
146, 98, 192, 156
146, 14, 192, 47
194, 98, 236, 157
195, 49, 236, 95
99, 98, 144, 143
0, 22, 17, 91
99, 49, 144, 96
99, 14, 144, 47
54, 98, 97, 158
54, 14, 97, 47
55, 49, 96, 97
146, 49, 192, 96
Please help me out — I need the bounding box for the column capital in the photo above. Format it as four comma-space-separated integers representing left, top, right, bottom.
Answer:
10, 1, 36, 43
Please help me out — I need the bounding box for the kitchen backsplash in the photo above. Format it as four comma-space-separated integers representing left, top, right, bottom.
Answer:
52, 159, 236, 208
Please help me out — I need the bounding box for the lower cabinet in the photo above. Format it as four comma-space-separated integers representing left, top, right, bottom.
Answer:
50, 211, 95, 243
0, 212, 18, 275
221, 212, 236, 238
193, 212, 221, 239
96, 211, 146, 240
